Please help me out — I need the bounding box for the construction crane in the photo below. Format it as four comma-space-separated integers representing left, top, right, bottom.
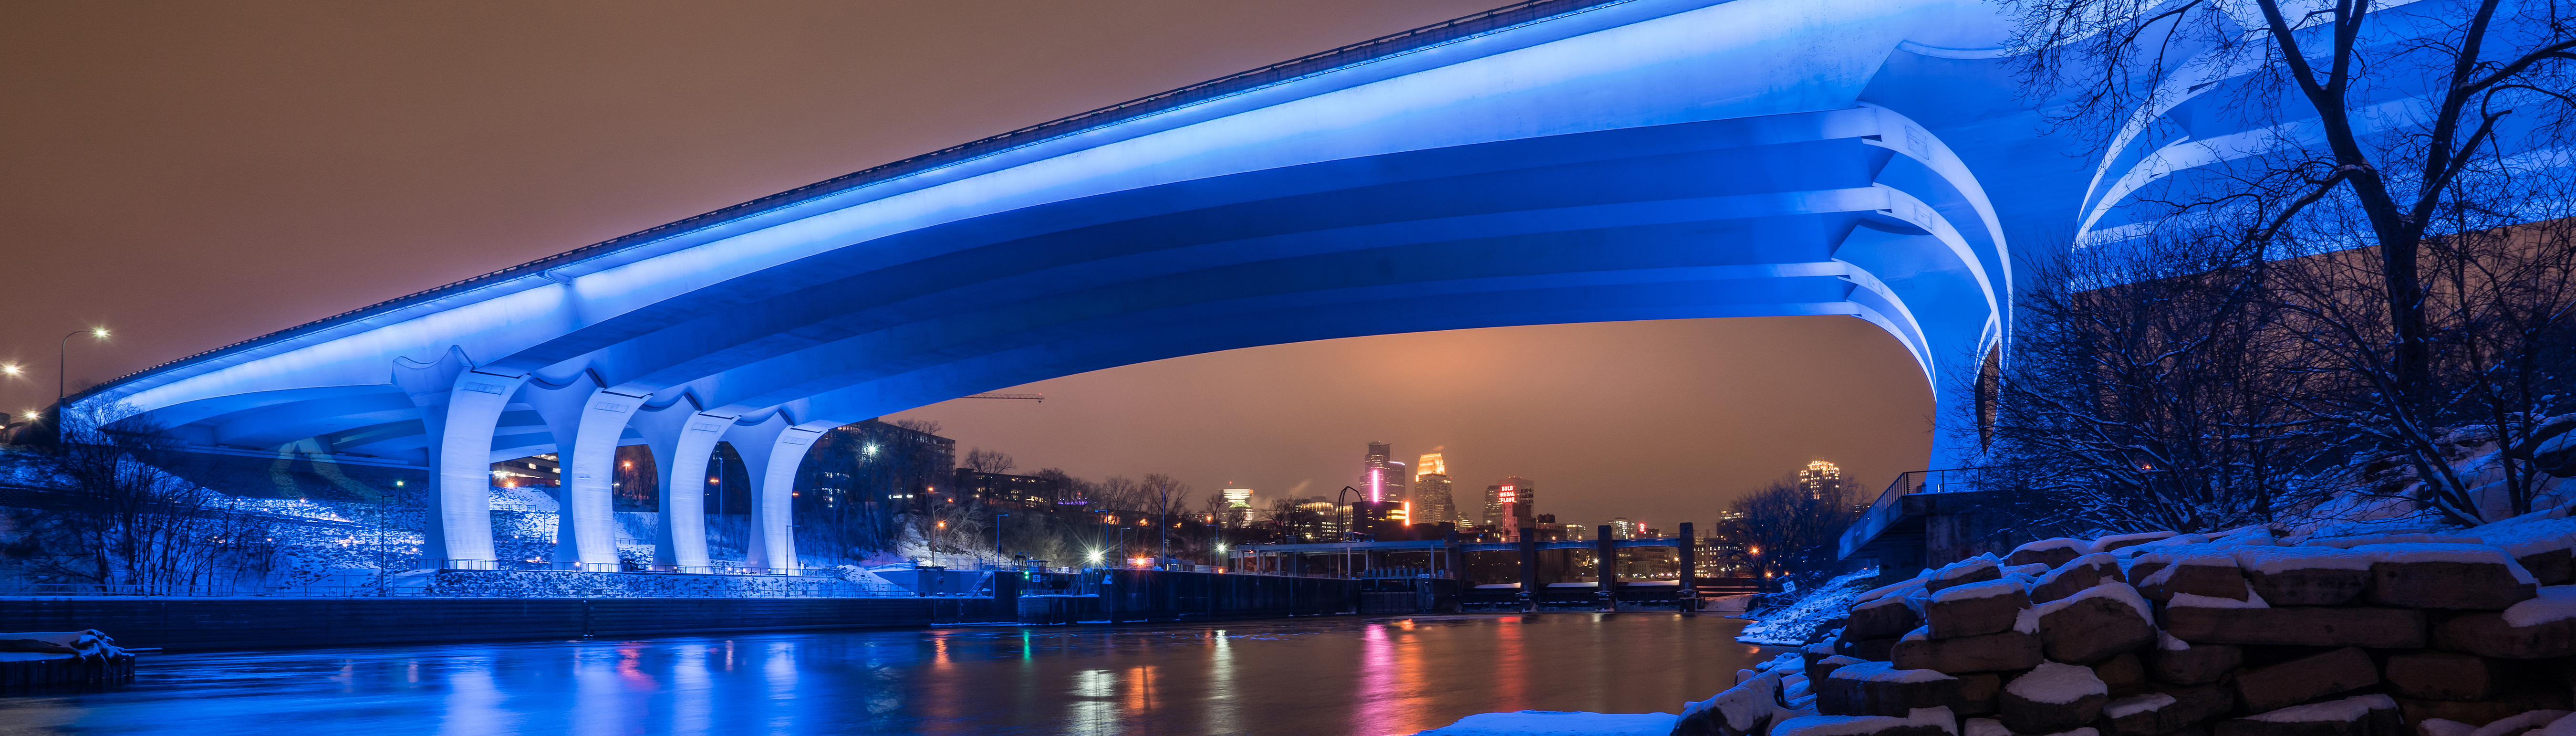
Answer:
961, 392, 1044, 402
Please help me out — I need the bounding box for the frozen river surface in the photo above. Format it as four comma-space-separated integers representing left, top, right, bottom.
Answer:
1, 613, 1768, 736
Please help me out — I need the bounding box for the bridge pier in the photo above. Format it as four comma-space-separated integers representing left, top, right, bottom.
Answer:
1678, 522, 1696, 617
1594, 526, 1617, 612
1517, 528, 1537, 613
426, 370, 529, 568
523, 381, 641, 571
633, 404, 725, 572
719, 413, 818, 574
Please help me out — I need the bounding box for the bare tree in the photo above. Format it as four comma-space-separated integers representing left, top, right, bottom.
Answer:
10, 410, 277, 592
963, 448, 1016, 475
1092, 475, 1143, 513
1716, 477, 1860, 576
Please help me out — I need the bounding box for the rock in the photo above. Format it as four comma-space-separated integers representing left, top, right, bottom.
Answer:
2091, 652, 2146, 696
1673, 672, 1783, 736
1823, 661, 1965, 717
1895, 629, 2045, 673
1932, 556, 2006, 594
2460, 710, 2570, 736
2518, 550, 2573, 587
2420, 719, 2477, 736
2385, 652, 2503, 701
2399, 694, 2576, 728
1965, 718, 2011, 736
2161, 605, 2426, 649
2095, 532, 2180, 554
2150, 632, 2243, 685
1839, 635, 1903, 662
1775, 707, 1962, 736
1955, 673, 2001, 716
2433, 586, 2576, 659
2358, 544, 2541, 610
2214, 694, 2404, 736
2233, 547, 2374, 607
2033, 555, 2120, 604
2136, 558, 2253, 603
1930, 580, 2035, 639
2034, 583, 2157, 664
1812, 654, 1869, 689
1853, 596, 1929, 639
2011, 539, 2088, 570
2233, 647, 2380, 714
1999, 662, 2108, 734
2104, 685, 2235, 736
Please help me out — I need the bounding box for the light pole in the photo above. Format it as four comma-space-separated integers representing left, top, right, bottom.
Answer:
1157, 481, 1172, 567
994, 512, 1009, 567
60, 327, 109, 407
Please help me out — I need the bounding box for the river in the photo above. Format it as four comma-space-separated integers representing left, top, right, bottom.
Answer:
0, 613, 1771, 736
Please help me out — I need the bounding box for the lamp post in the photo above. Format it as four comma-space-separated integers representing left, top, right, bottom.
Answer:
59, 327, 109, 407
994, 512, 1009, 567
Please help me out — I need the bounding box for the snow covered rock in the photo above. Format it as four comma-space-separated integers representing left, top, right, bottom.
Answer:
2467, 512, 2576, 586
2033, 583, 2157, 664
1672, 672, 1785, 736
2462, 710, 2571, 736
1837, 635, 1901, 662
2093, 533, 2180, 554
0, 630, 126, 661
1998, 662, 2108, 734
2233, 647, 2380, 714
2031, 554, 2120, 604
1420, 710, 1679, 736
2400, 696, 2576, 731
1953, 673, 2002, 717
2386, 652, 2505, 701
1930, 556, 2005, 594
1810, 655, 1869, 689
2133, 553, 2251, 603
2103, 686, 2235, 736
2433, 585, 2576, 658
2089, 652, 2145, 696
1822, 662, 1966, 717
1772, 707, 1961, 736
2214, 694, 2403, 736
2422, 719, 2479, 736
1893, 628, 2044, 673
2233, 547, 2374, 606
2149, 632, 2242, 686
2010, 539, 2088, 570
2160, 596, 2428, 649
1852, 596, 1928, 640
1928, 580, 2034, 639
2357, 543, 2540, 610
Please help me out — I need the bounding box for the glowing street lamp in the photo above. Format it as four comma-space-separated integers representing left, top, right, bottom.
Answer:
59, 327, 110, 406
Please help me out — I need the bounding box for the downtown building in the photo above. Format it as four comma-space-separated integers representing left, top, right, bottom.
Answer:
1412, 453, 1455, 526
1484, 475, 1535, 531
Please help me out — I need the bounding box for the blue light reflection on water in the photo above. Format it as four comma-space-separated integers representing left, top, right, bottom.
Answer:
0, 614, 1766, 736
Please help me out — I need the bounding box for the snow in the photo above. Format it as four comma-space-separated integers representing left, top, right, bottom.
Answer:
2538, 713, 2576, 736
0, 630, 125, 660
1858, 596, 1911, 613
2006, 662, 2107, 704
2004, 563, 2051, 578
2470, 513, 2576, 557
2306, 533, 2482, 549
1775, 707, 1959, 736
1413, 710, 1677, 736
2015, 538, 2088, 556
2135, 552, 2236, 587
2420, 719, 2478, 736
2207, 525, 2283, 547
2169, 589, 2269, 609
1678, 672, 1783, 732
1738, 570, 1880, 645
2243, 694, 2397, 723
1932, 578, 2029, 603
2034, 581, 2156, 621
1806, 642, 1839, 655
2157, 631, 2192, 652
2503, 586, 2576, 628
1903, 626, 1931, 642
0, 652, 81, 662
1830, 661, 1955, 683
2106, 694, 2177, 719
2036, 554, 2117, 587
1935, 555, 2002, 581
1965, 718, 2012, 736
2015, 607, 2040, 634
2038, 730, 2100, 736
1856, 571, 1934, 604
2470, 711, 2573, 736
2352, 543, 2540, 584
2231, 546, 2373, 574
1819, 655, 1865, 669
2088, 532, 2178, 553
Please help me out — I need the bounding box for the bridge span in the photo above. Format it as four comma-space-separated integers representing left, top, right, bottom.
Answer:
73, 0, 2129, 574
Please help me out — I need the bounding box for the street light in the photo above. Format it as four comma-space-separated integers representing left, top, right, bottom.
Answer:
59, 327, 109, 405
995, 513, 1010, 565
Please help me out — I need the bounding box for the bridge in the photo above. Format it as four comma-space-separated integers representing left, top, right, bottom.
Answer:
69, 0, 2277, 575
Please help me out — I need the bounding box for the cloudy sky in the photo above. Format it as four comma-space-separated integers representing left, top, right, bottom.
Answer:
2, 0, 1932, 526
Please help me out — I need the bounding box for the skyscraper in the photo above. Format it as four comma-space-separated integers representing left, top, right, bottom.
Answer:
1798, 460, 1848, 500
1361, 442, 1410, 504
1222, 487, 1253, 527
1485, 476, 1535, 530
1413, 452, 1455, 526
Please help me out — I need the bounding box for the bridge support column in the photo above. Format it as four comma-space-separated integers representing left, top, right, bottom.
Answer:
725, 414, 820, 574
633, 407, 728, 572
523, 382, 637, 571
1517, 527, 1537, 613
1596, 525, 1617, 612
1678, 522, 1697, 617
426, 371, 527, 567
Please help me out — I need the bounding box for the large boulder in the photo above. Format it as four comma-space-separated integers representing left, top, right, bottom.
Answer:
2010, 539, 2088, 570
1774, 707, 1961, 736
2104, 686, 2236, 736
2384, 652, 2503, 701
1853, 595, 1929, 640
2214, 694, 2404, 736
2032, 554, 2120, 604
2093, 532, 2180, 554
2034, 583, 2157, 664
2433, 586, 2576, 659
1673, 672, 1785, 736
2161, 600, 2426, 649
2148, 632, 2242, 686
2357, 543, 2541, 610
1894, 628, 2045, 674
1823, 662, 1966, 717
1811, 654, 1869, 689
1929, 580, 2035, 639
2091, 652, 2146, 697
1999, 662, 2108, 734
1931, 556, 2006, 594
2135, 555, 2253, 603
2233, 547, 2373, 606
2234, 647, 2380, 714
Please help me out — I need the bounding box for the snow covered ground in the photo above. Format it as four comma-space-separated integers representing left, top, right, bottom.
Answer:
1734, 569, 1880, 645
1413, 710, 1679, 736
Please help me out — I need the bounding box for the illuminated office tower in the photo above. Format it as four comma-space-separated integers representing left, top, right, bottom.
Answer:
1222, 486, 1254, 527
1485, 476, 1535, 530
1610, 517, 1637, 540
1798, 460, 1847, 500
1361, 442, 1410, 504
1413, 453, 1455, 526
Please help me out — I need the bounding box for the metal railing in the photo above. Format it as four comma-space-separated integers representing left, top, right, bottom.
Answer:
1838, 468, 1989, 560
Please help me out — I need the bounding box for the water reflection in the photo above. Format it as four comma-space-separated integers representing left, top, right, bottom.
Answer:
0, 614, 1763, 736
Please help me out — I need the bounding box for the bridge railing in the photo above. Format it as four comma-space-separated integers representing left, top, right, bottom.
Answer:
1838, 468, 1988, 560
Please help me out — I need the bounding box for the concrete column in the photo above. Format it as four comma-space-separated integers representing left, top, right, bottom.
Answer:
1517, 527, 1537, 613
426, 371, 527, 567
632, 406, 729, 571
727, 414, 821, 574
1678, 521, 1697, 616
556, 389, 646, 570
1596, 525, 1618, 612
